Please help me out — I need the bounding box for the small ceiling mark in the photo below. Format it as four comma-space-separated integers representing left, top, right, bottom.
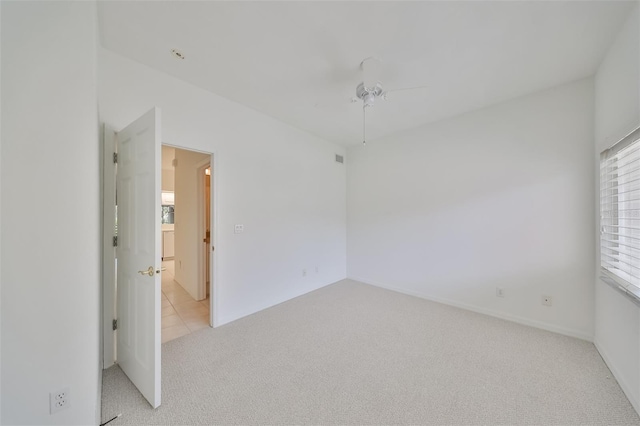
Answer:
170, 49, 185, 60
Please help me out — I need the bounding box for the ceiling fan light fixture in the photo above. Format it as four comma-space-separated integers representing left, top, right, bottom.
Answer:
356, 82, 383, 105
320, 57, 429, 146
363, 92, 376, 107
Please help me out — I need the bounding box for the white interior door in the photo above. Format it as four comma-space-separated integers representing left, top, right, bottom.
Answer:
116, 108, 162, 408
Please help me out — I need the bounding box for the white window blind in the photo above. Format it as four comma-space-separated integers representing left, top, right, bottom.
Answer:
600, 127, 640, 291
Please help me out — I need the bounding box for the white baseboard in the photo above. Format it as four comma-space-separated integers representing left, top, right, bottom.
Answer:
172, 277, 200, 302
217, 277, 346, 327
594, 339, 640, 416
96, 361, 103, 425
348, 275, 594, 342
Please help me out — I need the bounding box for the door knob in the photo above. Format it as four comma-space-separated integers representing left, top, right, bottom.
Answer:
138, 266, 154, 276
156, 267, 167, 274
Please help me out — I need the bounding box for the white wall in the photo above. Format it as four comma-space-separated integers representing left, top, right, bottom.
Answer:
173, 148, 209, 300
347, 78, 595, 340
594, 4, 640, 415
0, 2, 101, 425
99, 48, 347, 326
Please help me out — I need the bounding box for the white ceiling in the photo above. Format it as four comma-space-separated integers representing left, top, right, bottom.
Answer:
98, 1, 635, 146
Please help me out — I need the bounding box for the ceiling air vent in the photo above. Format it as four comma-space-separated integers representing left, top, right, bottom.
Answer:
335, 154, 344, 164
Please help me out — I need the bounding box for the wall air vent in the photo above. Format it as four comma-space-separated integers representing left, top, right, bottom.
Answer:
335, 154, 344, 164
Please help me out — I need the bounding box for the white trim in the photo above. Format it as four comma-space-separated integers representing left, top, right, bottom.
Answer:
211, 153, 220, 328
195, 157, 210, 302
101, 124, 117, 368
594, 339, 640, 416
96, 360, 102, 424
216, 280, 340, 327
599, 272, 640, 306
348, 276, 594, 342
602, 121, 640, 153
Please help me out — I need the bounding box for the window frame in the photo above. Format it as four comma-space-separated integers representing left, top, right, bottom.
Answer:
599, 125, 640, 305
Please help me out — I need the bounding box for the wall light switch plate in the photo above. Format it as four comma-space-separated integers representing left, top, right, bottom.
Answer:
234, 224, 244, 234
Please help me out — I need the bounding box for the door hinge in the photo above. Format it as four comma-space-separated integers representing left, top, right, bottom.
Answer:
113, 152, 118, 164
112, 319, 118, 331
112, 236, 118, 247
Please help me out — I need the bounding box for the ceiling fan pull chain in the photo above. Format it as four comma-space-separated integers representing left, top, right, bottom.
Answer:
362, 105, 367, 146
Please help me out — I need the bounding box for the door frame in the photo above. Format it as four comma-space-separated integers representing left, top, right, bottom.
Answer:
195, 159, 211, 313
102, 133, 220, 368
102, 124, 117, 368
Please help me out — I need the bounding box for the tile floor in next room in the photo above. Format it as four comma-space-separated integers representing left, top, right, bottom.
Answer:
161, 260, 211, 343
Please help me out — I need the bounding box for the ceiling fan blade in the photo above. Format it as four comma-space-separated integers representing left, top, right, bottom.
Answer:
361, 57, 382, 90
382, 85, 429, 100
314, 97, 359, 109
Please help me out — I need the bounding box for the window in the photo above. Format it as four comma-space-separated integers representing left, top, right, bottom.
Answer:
161, 205, 174, 224
600, 127, 640, 297
161, 191, 175, 224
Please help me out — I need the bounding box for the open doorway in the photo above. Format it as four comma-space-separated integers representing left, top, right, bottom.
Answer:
160, 145, 213, 343
102, 114, 218, 407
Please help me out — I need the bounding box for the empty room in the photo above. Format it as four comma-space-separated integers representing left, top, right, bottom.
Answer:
1, 1, 640, 425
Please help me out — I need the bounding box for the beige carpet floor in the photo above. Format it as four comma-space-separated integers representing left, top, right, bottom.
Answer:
101, 279, 640, 425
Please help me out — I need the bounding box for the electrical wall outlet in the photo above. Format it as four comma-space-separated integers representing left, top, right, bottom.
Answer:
50, 387, 70, 414
496, 287, 505, 297
542, 295, 553, 306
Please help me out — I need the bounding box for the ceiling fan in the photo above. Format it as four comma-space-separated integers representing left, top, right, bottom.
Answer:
347, 57, 429, 145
